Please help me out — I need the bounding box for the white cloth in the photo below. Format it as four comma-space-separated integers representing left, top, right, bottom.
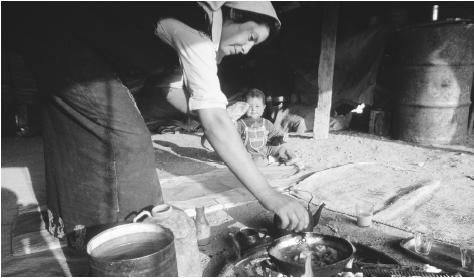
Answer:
156, 16, 227, 111
201, 1, 281, 28
155, 2, 280, 112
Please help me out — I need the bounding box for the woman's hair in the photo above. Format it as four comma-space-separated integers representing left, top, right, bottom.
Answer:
223, 7, 280, 42
245, 88, 266, 104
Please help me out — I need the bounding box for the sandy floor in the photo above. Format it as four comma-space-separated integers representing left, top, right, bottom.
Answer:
2, 129, 473, 276
153, 129, 474, 177
154, 129, 474, 239
153, 129, 474, 275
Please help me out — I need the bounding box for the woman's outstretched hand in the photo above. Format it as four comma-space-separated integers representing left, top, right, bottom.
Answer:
260, 192, 309, 232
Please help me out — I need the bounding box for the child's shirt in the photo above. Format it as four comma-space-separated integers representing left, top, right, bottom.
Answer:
237, 117, 283, 157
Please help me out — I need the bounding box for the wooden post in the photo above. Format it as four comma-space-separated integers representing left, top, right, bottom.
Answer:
313, 3, 339, 139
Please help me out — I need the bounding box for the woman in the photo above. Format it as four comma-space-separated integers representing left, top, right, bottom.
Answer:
153, 1, 310, 232
10, 1, 309, 242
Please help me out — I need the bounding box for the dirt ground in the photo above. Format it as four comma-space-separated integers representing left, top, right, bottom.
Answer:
154, 129, 474, 178
154, 129, 474, 229
154, 129, 474, 275
2, 127, 473, 276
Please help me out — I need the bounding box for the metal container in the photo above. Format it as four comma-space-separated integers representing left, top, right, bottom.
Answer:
390, 20, 474, 144
134, 204, 202, 276
230, 228, 273, 258
267, 233, 355, 277
87, 222, 177, 277
369, 109, 391, 136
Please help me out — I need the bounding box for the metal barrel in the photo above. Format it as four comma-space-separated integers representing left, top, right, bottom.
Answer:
390, 20, 474, 144
87, 223, 178, 277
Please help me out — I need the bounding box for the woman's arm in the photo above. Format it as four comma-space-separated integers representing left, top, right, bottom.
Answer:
197, 108, 309, 231
156, 16, 308, 232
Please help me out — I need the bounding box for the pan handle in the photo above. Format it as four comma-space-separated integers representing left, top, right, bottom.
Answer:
133, 210, 152, 223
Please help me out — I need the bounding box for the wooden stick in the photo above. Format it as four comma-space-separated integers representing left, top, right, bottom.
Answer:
313, 3, 339, 139
374, 180, 442, 221
469, 107, 474, 135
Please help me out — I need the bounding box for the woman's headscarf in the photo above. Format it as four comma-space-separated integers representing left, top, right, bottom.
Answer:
203, 1, 281, 29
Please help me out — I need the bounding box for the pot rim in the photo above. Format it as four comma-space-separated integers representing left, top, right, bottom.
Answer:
87, 222, 175, 263
267, 232, 356, 269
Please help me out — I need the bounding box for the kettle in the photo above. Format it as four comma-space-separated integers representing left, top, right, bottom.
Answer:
273, 202, 326, 236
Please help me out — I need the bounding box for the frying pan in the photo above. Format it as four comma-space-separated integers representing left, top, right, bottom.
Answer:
267, 232, 356, 277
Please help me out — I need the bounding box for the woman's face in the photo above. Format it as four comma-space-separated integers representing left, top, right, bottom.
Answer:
219, 21, 270, 58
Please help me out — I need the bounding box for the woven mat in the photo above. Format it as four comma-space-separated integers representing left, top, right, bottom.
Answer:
292, 162, 474, 244
162, 165, 316, 216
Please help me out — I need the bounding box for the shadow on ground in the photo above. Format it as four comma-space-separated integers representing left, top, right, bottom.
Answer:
153, 139, 222, 177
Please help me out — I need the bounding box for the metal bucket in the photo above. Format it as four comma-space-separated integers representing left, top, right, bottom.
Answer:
390, 20, 474, 144
87, 222, 178, 277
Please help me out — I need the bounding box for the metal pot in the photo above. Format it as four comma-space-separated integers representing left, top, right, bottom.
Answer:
87, 222, 178, 277
267, 233, 355, 277
229, 228, 273, 259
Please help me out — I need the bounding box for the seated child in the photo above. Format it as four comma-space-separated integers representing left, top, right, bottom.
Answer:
237, 88, 296, 166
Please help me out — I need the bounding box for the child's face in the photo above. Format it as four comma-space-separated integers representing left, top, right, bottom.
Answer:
245, 97, 266, 119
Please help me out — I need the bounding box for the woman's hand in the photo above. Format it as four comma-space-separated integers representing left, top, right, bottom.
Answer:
260, 191, 310, 232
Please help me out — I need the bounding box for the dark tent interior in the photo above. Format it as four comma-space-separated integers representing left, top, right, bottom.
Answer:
3, 2, 473, 138
2, 2, 474, 277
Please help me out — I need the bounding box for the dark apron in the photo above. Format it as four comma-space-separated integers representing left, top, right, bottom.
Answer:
8, 3, 186, 236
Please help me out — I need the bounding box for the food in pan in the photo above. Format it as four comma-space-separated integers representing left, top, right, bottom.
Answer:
281, 244, 340, 267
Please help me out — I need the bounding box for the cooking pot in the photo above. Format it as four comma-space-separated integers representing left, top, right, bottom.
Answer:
87, 222, 177, 276
267, 232, 356, 277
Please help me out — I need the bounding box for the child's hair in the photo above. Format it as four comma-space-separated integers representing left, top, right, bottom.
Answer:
245, 88, 266, 104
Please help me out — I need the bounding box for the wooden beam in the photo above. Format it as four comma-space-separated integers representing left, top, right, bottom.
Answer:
313, 3, 339, 139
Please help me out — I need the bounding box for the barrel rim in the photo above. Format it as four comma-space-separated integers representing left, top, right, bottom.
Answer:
86, 222, 175, 263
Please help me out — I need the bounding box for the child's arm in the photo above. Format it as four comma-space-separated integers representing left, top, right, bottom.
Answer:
264, 119, 286, 146
264, 118, 299, 163
236, 119, 245, 141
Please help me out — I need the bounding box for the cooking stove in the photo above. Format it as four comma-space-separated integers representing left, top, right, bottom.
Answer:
218, 242, 458, 277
